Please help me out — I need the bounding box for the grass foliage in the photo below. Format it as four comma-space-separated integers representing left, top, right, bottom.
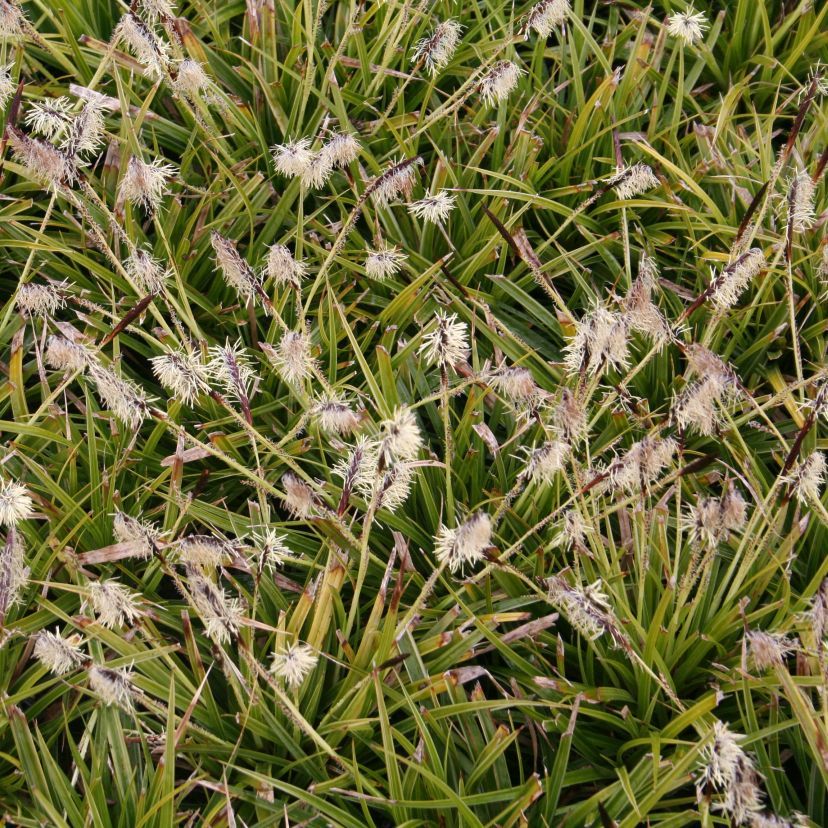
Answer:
1, 0, 828, 824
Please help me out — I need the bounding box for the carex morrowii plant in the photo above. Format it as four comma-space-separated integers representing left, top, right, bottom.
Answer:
0, 0, 827, 824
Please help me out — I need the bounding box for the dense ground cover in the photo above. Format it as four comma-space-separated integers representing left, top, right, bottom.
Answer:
0, 0, 827, 824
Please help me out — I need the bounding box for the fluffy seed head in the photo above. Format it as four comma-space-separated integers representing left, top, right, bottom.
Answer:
88, 665, 134, 711
87, 580, 141, 628
548, 577, 614, 642
33, 630, 85, 675
120, 155, 176, 213
271, 642, 318, 689
810, 65, 828, 98
125, 249, 169, 294
666, 5, 709, 45
685, 496, 726, 549
371, 157, 423, 207
300, 152, 333, 189
434, 512, 492, 573
187, 568, 242, 644
720, 486, 747, 532
45, 336, 92, 373
525, 0, 570, 38
787, 169, 816, 233
748, 813, 808, 828
685, 487, 747, 548
783, 452, 826, 503
564, 305, 629, 376
173, 58, 211, 100
610, 163, 659, 199
373, 463, 416, 512
379, 407, 423, 462
553, 389, 588, 444
272, 139, 314, 178
364, 245, 406, 280
0, 64, 15, 108
137, 0, 176, 23
556, 509, 590, 549
672, 376, 727, 436
115, 13, 169, 77
611, 436, 677, 493
151, 349, 210, 405
113, 511, 159, 559
211, 232, 260, 300
335, 435, 376, 499
339, 438, 417, 513
626, 298, 672, 345
684, 344, 737, 384
89, 363, 153, 428
709, 248, 765, 309
15, 281, 65, 317
637, 253, 659, 286
319, 132, 360, 168
266, 330, 316, 386
525, 440, 570, 484
0, 0, 26, 38
264, 244, 306, 288
413, 19, 462, 75
178, 535, 232, 569
207, 340, 257, 402
624, 263, 672, 346
61, 100, 106, 159
815, 380, 828, 422
249, 528, 295, 570
808, 577, 828, 642
491, 364, 541, 405
745, 630, 797, 672
0, 480, 33, 528
313, 395, 361, 435
7, 126, 74, 188
0, 530, 30, 614
25, 96, 72, 139
480, 60, 522, 106
817, 242, 828, 282
281, 473, 316, 518
419, 311, 469, 369
293, 132, 359, 188
408, 190, 456, 223
697, 721, 764, 824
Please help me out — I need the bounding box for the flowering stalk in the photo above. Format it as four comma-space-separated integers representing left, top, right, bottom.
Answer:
784, 170, 814, 399
440, 362, 455, 522
303, 157, 423, 312
737, 69, 822, 257
0, 528, 29, 624
780, 381, 828, 480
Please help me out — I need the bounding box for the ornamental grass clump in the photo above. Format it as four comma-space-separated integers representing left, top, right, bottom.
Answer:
0, 0, 826, 824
